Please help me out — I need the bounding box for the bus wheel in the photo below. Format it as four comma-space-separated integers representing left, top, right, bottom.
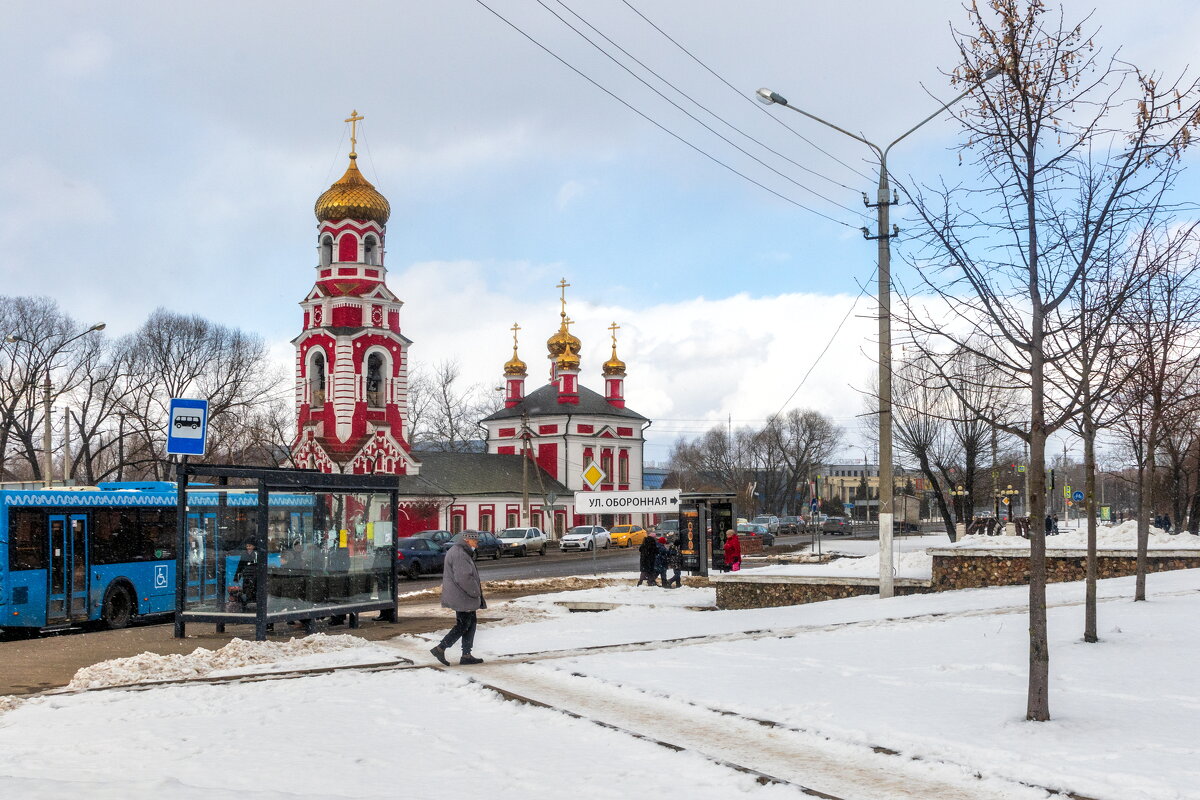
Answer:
101, 585, 134, 630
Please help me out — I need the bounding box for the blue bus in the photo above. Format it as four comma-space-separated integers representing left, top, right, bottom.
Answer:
0, 482, 311, 633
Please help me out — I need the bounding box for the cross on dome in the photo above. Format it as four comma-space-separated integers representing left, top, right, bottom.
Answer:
345, 109, 364, 156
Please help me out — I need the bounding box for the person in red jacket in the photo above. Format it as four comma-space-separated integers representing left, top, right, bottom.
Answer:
722, 529, 742, 572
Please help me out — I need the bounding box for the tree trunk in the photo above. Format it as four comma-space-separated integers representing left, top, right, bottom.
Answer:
1083, 402, 1099, 643
1135, 422, 1156, 602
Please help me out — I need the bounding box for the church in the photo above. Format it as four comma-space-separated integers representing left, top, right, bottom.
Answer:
290, 115, 651, 538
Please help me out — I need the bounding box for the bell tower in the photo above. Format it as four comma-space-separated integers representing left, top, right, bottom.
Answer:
292, 112, 418, 475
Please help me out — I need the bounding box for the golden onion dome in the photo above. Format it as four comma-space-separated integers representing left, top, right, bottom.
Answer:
602, 345, 626, 376
314, 155, 391, 225
546, 318, 582, 359
504, 347, 527, 377
556, 342, 580, 371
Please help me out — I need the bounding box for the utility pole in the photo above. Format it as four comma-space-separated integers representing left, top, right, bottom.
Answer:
42, 374, 52, 488
520, 411, 530, 526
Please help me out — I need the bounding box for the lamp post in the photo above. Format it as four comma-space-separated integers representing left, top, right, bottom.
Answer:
755, 66, 1000, 597
845, 444, 870, 523
950, 484, 970, 538
5, 323, 106, 487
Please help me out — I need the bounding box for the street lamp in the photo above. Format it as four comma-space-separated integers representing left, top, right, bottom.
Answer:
756, 65, 1002, 597
5, 323, 106, 487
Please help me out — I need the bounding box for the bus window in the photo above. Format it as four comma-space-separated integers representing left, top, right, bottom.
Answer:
9, 510, 47, 570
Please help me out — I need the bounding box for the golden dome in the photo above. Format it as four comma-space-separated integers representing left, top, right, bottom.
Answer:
315, 155, 391, 225
504, 348, 527, 377
556, 342, 580, 371
546, 318, 581, 359
602, 345, 626, 376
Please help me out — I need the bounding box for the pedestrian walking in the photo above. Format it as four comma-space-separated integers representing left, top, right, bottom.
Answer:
723, 529, 742, 572
1164, 513, 1173, 533
654, 537, 670, 587
430, 531, 485, 666
637, 533, 659, 586
665, 536, 683, 588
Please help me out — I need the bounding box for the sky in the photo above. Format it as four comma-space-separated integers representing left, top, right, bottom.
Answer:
3, 0, 1199, 463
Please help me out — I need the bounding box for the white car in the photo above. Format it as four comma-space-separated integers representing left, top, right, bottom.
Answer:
497, 527, 548, 557
559, 525, 611, 552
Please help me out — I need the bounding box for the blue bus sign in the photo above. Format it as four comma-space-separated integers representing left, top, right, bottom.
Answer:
167, 398, 209, 456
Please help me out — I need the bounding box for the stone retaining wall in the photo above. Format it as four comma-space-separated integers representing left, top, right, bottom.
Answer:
928, 548, 1200, 591
715, 578, 932, 610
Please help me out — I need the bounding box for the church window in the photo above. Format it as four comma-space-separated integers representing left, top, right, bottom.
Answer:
619, 451, 629, 484
364, 235, 379, 265
338, 233, 358, 262
320, 235, 333, 266
311, 351, 326, 408
366, 352, 385, 408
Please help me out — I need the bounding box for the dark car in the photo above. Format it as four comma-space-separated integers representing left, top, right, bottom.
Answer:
821, 516, 850, 535
463, 530, 503, 560
409, 529, 454, 549
779, 516, 802, 534
736, 521, 776, 547
396, 537, 447, 579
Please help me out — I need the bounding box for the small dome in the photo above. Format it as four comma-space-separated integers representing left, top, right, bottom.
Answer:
602, 345, 626, 376
556, 342, 580, 371
504, 347, 527, 377
315, 155, 391, 225
546, 318, 581, 359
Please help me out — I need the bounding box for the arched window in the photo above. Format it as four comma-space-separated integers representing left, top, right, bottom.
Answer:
366, 352, 385, 407
364, 235, 378, 265
311, 351, 326, 408
338, 234, 358, 262
619, 450, 629, 484
319, 235, 333, 266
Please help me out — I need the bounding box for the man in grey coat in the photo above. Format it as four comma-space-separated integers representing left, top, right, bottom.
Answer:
430, 531, 485, 666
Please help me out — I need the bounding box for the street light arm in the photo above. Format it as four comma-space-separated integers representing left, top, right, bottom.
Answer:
883, 82, 980, 159
756, 89, 880, 155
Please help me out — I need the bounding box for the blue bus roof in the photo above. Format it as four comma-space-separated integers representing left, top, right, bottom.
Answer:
0, 487, 315, 508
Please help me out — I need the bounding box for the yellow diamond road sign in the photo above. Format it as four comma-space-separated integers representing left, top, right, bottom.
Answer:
582, 462, 606, 488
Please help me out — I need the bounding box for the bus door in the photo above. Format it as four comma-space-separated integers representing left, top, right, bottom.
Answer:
47, 514, 89, 624
186, 512, 219, 604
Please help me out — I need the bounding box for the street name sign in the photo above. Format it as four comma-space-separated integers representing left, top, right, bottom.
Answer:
574, 489, 681, 515
167, 398, 209, 456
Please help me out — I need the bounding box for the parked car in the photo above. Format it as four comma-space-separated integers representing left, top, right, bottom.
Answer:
396, 537, 447, 579
736, 521, 775, 547
497, 527, 548, 557
461, 530, 503, 560
654, 519, 680, 536
407, 529, 454, 549
608, 524, 648, 548
560, 525, 611, 552
779, 516, 802, 534
821, 516, 851, 535
751, 515, 781, 534
894, 521, 922, 534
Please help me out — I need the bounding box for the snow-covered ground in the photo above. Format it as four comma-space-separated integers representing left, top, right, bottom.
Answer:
742, 549, 933, 579
946, 521, 1200, 550
1, 569, 1196, 799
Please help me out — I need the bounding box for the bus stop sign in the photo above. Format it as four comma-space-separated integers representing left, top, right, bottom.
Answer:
167, 398, 209, 456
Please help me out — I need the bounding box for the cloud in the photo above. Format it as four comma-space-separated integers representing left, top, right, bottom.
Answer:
0, 158, 113, 241
47, 32, 113, 78
555, 180, 586, 210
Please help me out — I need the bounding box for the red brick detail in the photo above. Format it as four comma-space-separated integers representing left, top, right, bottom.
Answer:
538, 424, 557, 434
364, 269, 379, 278
497, 446, 516, 455
536, 442, 558, 480
498, 427, 516, 437
338, 234, 357, 262
336, 267, 357, 276
388, 310, 400, 333
331, 305, 361, 327
319, 269, 332, 278
577, 424, 594, 434
617, 427, 634, 436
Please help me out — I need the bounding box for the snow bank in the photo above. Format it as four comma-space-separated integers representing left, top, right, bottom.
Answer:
507, 584, 717, 609
743, 549, 933, 579
66, 634, 396, 690
945, 521, 1200, 550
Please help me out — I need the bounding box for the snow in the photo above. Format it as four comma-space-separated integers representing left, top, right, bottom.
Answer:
66, 634, 400, 690
945, 522, 1200, 550
506, 583, 717, 609
742, 549, 933, 580
3, 568, 1199, 799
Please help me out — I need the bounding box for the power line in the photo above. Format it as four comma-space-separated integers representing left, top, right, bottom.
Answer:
471, 0, 859, 229
546, 0, 868, 217
620, 0, 874, 184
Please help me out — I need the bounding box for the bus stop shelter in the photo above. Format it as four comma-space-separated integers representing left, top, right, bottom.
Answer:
676, 492, 736, 577
173, 464, 400, 641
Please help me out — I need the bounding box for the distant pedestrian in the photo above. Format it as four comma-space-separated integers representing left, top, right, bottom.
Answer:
665, 537, 683, 588
430, 532, 485, 666
1052, 514, 1060, 534
637, 533, 659, 586
1045, 515, 1053, 536
723, 529, 742, 572
653, 537, 669, 587
1164, 513, 1173, 534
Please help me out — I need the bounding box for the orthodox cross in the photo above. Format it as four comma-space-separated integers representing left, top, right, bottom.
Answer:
608, 321, 621, 347
510, 322, 521, 350
345, 109, 364, 156
556, 278, 570, 319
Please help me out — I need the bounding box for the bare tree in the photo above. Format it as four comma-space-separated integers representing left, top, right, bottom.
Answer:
408, 359, 497, 452
902, 0, 1200, 721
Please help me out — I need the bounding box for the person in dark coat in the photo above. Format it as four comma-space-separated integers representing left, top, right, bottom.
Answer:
653, 538, 669, 587
665, 537, 683, 588
1164, 513, 1173, 533
430, 532, 485, 666
637, 533, 659, 586
723, 529, 742, 572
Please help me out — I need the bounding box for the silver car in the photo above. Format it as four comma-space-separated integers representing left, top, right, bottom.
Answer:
497, 527, 548, 557
559, 525, 611, 552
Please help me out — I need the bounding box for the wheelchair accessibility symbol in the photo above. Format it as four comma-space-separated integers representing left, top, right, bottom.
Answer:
154, 564, 169, 589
